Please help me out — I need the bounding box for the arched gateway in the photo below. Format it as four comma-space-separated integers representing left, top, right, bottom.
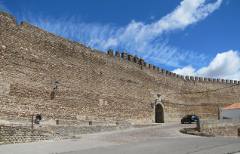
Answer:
154, 94, 164, 123
155, 103, 164, 123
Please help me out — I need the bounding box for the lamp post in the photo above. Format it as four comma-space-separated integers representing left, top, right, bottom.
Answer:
31, 114, 34, 130
51, 81, 59, 100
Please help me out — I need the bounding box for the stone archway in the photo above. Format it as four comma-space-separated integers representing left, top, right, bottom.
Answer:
155, 104, 164, 123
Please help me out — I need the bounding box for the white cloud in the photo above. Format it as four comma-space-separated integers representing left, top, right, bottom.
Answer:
173, 65, 196, 76
18, 0, 222, 67
102, 0, 223, 48
173, 50, 240, 80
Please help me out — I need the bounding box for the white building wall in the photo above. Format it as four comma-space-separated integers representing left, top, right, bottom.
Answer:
220, 109, 240, 120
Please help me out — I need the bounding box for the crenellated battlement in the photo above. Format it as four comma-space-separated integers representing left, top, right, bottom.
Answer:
106, 49, 240, 85
0, 11, 238, 86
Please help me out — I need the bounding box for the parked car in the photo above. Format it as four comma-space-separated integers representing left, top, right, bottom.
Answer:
181, 115, 199, 124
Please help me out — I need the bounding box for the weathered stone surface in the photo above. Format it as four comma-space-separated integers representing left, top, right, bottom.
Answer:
200, 120, 240, 137
0, 78, 10, 96
0, 125, 53, 144
0, 12, 240, 125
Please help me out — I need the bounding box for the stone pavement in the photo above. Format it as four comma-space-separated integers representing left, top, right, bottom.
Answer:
0, 123, 239, 154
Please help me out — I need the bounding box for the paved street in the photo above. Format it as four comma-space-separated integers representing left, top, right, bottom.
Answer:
0, 123, 239, 154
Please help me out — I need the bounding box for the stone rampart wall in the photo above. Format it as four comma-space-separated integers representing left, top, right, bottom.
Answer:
1, 12, 240, 124
200, 120, 240, 136
107, 49, 240, 85
0, 125, 52, 144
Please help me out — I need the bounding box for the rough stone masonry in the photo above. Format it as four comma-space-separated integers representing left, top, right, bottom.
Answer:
1, 12, 240, 124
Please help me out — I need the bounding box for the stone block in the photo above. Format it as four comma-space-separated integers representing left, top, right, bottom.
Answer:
107, 49, 114, 56
115, 51, 120, 57
127, 54, 134, 62
185, 76, 190, 80
0, 80, 10, 95
148, 64, 153, 69
139, 59, 144, 65
152, 65, 156, 70
209, 78, 213, 82
190, 76, 195, 81
133, 56, 139, 63
162, 69, 166, 74
121, 52, 128, 60
143, 62, 147, 67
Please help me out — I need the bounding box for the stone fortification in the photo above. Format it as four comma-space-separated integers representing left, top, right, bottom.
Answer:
0, 125, 53, 144
200, 120, 240, 137
1, 12, 240, 124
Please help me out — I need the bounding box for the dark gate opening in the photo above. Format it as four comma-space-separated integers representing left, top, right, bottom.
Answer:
155, 104, 164, 123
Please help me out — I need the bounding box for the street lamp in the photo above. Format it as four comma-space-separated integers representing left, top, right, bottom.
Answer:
50, 81, 59, 100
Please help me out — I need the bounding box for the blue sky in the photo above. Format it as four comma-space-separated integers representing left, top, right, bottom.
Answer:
1, 0, 240, 80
